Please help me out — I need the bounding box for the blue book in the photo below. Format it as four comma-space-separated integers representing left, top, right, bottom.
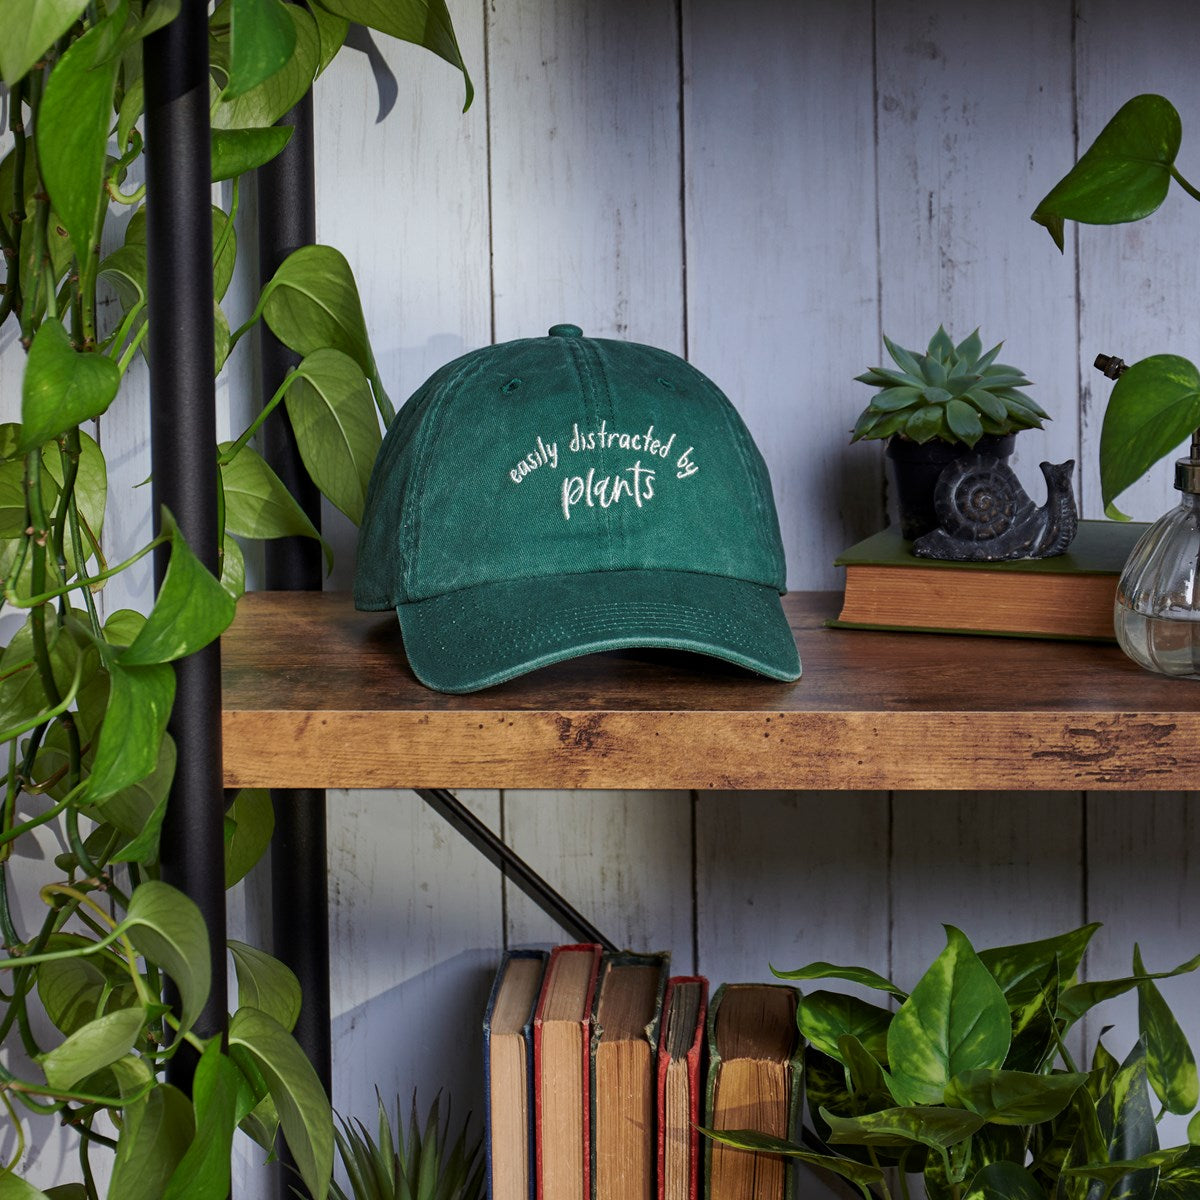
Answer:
484, 949, 548, 1200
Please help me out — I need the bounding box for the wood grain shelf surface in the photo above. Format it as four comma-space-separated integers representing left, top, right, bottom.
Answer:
221, 591, 1200, 791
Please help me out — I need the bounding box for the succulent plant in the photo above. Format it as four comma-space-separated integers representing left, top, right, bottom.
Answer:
329, 1091, 485, 1200
852, 327, 1048, 447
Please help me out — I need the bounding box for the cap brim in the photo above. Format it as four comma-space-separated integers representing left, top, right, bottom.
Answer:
396, 569, 801, 693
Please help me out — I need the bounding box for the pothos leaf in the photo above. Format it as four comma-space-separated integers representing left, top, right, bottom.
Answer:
1033, 94, 1182, 251
225, 0, 296, 99
85, 656, 175, 805
315, 0, 472, 109
122, 881, 212, 1036
887, 926, 1011, 1106
0, 0, 89, 85
108, 1084, 195, 1200
120, 510, 235, 666
228, 1007, 333, 1200
36, 18, 120, 265
20, 319, 119, 451
1134, 944, 1199, 1115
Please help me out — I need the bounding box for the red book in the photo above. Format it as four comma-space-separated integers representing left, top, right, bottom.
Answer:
656, 977, 709, 1200
533, 943, 603, 1200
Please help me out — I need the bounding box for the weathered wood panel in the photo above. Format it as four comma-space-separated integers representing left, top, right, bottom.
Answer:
876, 0, 1078, 490
684, 0, 882, 590
1075, 0, 1200, 521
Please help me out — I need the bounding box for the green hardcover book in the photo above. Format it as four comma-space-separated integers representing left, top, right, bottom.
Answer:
831, 519, 1150, 641
703, 983, 802, 1200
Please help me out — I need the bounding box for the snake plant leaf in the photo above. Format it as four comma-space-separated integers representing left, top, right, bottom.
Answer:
944, 1069, 1087, 1125
219, 443, 332, 568
1060, 948, 1200, 1025
229, 1006, 333, 1200
963, 1161, 1043, 1200
284, 349, 382, 525
224, 788, 275, 888
1134, 944, 1199, 1115
123, 881, 212, 1037
19, 318, 120, 453
696, 1127, 884, 1190
210, 125, 294, 181
226, 0, 296, 99
108, 1084, 195, 1200
887, 926, 1011, 1107
86, 657, 174, 805
228, 940, 300, 1032
161, 1040, 241, 1200
771, 959, 906, 1001
213, 2, 319, 129
36, 18, 120, 265
0, 0, 89, 83
1033, 94, 1182, 251
38, 1005, 146, 1091
1098, 354, 1200, 520
316, 0, 472, 109
120, 512, 236, 666
797, 991, 891, 1063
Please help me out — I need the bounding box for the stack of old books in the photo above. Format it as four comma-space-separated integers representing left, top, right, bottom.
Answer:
482, 945, 802, 1200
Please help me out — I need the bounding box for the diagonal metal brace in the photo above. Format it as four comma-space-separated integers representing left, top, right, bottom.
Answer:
415, 788, 616, 950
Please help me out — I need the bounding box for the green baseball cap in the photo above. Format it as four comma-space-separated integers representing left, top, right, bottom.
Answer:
355, 324, 801, 693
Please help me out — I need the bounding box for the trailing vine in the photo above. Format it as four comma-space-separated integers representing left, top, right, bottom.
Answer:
0, 0, 471, 1195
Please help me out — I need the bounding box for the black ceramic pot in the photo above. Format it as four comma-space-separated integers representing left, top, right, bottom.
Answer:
886, 433, 1016, 540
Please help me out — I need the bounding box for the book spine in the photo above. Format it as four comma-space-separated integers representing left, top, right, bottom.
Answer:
483, 948, 548, 1200
656, 976, 708, 1200
534, 943, 602, 1200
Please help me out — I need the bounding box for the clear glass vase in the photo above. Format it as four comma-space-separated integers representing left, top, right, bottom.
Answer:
1114, 479, 1200, 679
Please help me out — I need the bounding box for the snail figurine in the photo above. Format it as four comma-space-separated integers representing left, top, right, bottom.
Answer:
912, 455, 1079, 561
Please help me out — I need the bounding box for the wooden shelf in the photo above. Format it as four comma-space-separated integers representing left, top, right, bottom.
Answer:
220, 590, 1200, 791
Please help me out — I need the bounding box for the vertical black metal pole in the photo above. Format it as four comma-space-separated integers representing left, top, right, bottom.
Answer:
142, 0, 227, 1082
257, 89, 333, 1200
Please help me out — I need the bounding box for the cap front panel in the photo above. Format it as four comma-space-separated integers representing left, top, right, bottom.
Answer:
402, 332, 789, 601
405, 336, 616, 600
588, 339, 786, 589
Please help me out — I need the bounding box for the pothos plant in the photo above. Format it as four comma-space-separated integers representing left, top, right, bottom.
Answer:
705, 924, 1200, 1200
1032, 93, 1200, 519
0, 0, 470, 1197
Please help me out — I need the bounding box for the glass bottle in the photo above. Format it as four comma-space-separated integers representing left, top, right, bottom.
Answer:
1113, 455, 1200, 679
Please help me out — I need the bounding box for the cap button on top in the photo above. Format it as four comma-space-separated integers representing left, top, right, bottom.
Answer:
548, 323, 583, 338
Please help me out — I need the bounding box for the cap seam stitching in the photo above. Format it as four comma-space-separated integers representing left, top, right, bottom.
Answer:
403, 352, 495, 598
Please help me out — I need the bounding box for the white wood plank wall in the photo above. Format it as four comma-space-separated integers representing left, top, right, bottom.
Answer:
3, 0, 1200, 1193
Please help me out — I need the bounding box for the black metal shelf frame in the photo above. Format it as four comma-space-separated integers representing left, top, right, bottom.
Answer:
140, 10, 612, 1194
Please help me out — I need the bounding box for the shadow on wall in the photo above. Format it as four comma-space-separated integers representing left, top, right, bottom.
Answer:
330, 946, 499, 1137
